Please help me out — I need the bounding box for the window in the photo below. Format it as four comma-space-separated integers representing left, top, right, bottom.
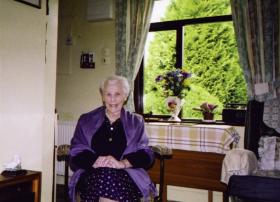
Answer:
135, 0, 248, 121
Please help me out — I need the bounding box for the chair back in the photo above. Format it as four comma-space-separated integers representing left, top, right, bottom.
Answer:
244, 100, 280, 158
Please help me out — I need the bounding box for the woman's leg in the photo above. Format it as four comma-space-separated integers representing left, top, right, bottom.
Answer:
99, 197, 117, 202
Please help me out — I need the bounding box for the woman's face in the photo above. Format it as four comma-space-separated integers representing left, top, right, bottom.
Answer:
103, 81, 126, 115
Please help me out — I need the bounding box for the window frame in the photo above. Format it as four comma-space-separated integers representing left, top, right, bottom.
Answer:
134, 15, 233, 118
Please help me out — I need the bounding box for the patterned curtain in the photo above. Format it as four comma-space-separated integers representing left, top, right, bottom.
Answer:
231, 0, 280, 132
230, 0, 280, 101
115, 0, 154, 111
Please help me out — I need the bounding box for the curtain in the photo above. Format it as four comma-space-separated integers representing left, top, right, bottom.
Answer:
230, 0, 280, 102
231, 0, 280, 132
115, 0, 154, 111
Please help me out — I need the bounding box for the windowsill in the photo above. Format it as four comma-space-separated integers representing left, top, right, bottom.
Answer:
144, 117, 245, 127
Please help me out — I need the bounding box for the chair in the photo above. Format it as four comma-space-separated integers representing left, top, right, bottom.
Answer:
225, 100, 280, 202
57, 144, 71, 200
56, 144, 172, 202
151, 145, 173, 201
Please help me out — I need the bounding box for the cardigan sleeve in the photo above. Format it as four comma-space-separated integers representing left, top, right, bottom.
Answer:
124, 149, 154, 169
71, 150, 98, 170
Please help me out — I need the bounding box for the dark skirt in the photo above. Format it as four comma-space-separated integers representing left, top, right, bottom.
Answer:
78, 167, 142, 202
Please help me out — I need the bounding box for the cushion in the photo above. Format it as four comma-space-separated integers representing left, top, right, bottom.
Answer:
221, 148, 258, 184
258, 136, 280, 170
263, 98, 280, 133
227, 175, 280, 201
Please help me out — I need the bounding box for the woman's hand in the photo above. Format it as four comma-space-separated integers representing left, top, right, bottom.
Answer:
92, 156, 110, 168
93, 156, 131, 169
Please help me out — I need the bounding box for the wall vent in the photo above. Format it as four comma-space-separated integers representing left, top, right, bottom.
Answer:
87, 0, 114, 22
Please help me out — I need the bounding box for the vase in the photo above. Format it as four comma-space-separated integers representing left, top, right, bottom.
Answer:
166, 96, 184, 122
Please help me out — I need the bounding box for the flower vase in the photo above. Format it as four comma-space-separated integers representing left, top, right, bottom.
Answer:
166, 96, 184, 122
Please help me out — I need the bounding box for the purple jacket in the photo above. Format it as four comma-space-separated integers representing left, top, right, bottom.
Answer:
68, 106, 157, 202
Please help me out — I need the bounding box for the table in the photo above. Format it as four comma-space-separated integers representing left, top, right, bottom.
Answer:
146, 122, 239, 154
146, 122, 239, 202
0, 170, 41, 202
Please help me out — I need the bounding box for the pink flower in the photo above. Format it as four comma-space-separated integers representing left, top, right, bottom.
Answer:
193, 102, 218, 113
167, 100, 177, 110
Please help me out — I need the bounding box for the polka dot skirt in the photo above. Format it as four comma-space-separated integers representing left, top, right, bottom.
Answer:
78, 167, 142, 202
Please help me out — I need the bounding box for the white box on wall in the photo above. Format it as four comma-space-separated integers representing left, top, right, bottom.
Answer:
87, 0, 114, 21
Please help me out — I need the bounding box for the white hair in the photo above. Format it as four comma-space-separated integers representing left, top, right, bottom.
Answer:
99, 75, 130, 98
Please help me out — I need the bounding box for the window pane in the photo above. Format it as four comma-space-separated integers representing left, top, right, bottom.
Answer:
151, 0, 231, 23
182, 22, 248, 119
144, 31, 177, 115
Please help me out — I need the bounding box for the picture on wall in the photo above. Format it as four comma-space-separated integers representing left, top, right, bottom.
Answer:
15, 0, 41, 9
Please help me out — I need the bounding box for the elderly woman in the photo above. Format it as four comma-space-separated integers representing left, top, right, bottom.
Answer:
69, 75, 157, 202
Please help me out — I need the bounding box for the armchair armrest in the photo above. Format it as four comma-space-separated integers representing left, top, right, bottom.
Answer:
221, 148, 257, 184
151, 145, 173, 157
57, 144, 70, 161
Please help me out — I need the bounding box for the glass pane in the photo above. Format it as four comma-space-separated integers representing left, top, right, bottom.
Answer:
182, 22, 248, 120
151, 0, 231, 23
143, 31, 177, 115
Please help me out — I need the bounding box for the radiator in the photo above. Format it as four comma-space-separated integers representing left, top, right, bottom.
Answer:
56, 121, 76, 176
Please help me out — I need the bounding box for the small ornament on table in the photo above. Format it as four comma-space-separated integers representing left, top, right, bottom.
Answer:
166, 96, 184, 122
1, 155, 27, 177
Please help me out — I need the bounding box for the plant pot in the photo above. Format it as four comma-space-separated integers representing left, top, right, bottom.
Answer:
203, 112, 214, 120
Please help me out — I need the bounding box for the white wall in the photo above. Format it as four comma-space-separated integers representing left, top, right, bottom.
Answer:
0, 0, 58, 201
56, 0, 115, 121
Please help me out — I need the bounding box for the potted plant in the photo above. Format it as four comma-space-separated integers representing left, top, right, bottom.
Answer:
193, 102, 218, 121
